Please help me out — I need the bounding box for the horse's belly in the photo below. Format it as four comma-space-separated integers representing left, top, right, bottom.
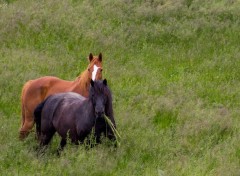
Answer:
53, 117, 76, 139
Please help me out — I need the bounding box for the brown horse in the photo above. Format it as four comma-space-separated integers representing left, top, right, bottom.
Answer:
19, 53, 103, 140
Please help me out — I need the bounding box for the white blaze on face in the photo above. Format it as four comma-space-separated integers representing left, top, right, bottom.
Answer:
92, 65, 100, 81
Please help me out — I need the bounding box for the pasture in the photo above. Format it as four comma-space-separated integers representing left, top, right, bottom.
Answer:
0, 0, 240, 175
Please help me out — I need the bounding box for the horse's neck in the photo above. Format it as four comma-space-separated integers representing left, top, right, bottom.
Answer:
86, 100, 95, 122
78, 100, 96, 127
72, 70, 90, 97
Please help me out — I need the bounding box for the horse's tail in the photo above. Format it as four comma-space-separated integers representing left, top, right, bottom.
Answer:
34, 99, 47, 138
21, 100, 25, 128
20, 82, 28, 128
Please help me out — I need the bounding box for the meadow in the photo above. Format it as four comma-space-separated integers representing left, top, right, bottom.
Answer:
0, 0, 240, 175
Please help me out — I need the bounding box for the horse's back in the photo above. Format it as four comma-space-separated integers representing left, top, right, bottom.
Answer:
22, 76, 74, 108
41, 92, 86, 123
22, 76, 61, 99
62, 92, 86, 102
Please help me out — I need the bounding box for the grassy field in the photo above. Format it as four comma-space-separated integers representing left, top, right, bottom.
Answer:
0, 0, 240, 175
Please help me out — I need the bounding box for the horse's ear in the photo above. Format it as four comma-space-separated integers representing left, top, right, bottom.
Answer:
98, 53, 102, 62
90, 79, 94, 87
89, 53, 93, 62
103, 79, 107, 86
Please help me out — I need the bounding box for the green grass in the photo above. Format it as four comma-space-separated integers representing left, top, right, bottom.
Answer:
1, 0, 240, 175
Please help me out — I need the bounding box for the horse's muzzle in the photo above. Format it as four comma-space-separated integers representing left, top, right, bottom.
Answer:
95, 111, 104, 119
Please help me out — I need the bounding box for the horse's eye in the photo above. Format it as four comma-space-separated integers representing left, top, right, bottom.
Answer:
100, 69, 103, 72
88, 68, 90, 72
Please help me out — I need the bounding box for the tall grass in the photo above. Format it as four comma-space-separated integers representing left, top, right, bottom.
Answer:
0, 0, 240, 175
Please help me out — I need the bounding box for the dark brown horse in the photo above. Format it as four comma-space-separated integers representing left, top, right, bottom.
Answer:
20, 53, 103, 140
34, 79, 116, 151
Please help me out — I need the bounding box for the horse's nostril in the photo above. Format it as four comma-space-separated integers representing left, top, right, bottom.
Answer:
96, 111, 104, 118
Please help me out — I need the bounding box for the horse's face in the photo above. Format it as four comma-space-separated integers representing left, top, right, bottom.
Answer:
87, 53, 103, 81
90, 79, 108, 118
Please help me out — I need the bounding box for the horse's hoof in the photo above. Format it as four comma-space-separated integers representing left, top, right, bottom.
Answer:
19, 131, 29, 140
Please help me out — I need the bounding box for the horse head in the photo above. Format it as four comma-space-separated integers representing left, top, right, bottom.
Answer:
90, 79, 117, 143
90, 79, 108, 118
87, 53, 103, 81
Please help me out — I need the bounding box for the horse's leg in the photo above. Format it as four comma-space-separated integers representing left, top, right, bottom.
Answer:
58, 138, 67, 151
19, 110, 34, 140
78, 133, 95, 149
56, 138, 67, 155
60, 139, 67, 148
19, 105, 26, 140
70, 132, 79, 145
36, 130, 54, 156
20, 104, 25, 129
19, 84, 26, 139
40, 129, 55, 147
